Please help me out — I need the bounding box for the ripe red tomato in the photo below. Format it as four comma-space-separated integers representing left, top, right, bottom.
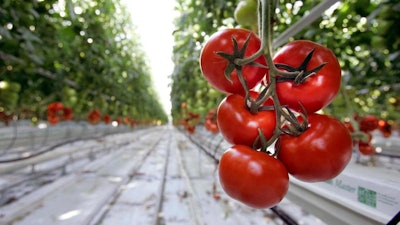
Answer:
200, 28, 267, 94
88, 109, 101, 125
47, 115, 60, 125
219, 145, 289, 208
103, 114, 112, 124
358, 143, 375, 156
378, 119, 392, 137
47, 102, 64, 112
62, 107, 73, 120
186, 124, 196, 134
217, 93, 276, 147
277, 114, 353, 182
273, 40, 341, 113
359, 115, 379, 132
205, 119, 219, 133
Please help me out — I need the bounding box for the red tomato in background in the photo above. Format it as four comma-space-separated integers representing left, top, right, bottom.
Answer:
47, 102, 64, 112
378, 119, 392, 137
219, 145, 289, 208
200, 28, 267, 95
47, 102, 64, 125
186, 125, 196, 134
217, 93, 276, 147
273, 40, 341, 113
88, 109, 101, 125
358, 143, 375, 156
47, 115, 60, 125
359, 115, 379, 132
62, 107, 73, 120
205, 119, 219, 133
277, 114, 353, 182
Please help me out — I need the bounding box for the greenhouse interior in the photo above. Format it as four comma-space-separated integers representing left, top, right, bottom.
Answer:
0, 0, 399, 224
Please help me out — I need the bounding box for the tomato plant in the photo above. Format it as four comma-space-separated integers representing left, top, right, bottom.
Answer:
219, 145, 289, 208
200, 28, 267, 95
273, 40, 341, 113
277, 114, 353, 182
217, 93, 276, 147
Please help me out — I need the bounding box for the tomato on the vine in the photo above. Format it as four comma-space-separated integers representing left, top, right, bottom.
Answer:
219, 145, 289, 208
62, 107, 73, 120
47, 115, 60, 125
359, 115, 379, 132
200, 28, 267, 95
277, 114, 353, 182
273, 40, 341, 113
358, 143, 375, 156
103, 114, 112, 124
205, 118, 219, 133
378, 119, 392, 137
47, 102, 64, 125
217, 92, 276, 147
88, 109, 101, 125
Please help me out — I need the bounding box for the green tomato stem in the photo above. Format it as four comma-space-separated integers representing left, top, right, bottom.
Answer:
240, 0, 309, 153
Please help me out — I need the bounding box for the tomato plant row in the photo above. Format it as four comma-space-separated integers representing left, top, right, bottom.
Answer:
0, 0, 168, 125
45, 101, 152, 127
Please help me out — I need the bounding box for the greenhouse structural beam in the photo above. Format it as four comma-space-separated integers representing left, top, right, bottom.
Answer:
273, 0, 341, 48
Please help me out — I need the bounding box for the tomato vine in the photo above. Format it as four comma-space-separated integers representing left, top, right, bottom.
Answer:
199, 0, 355, 209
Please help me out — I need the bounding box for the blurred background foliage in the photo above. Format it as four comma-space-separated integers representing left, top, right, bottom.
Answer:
0, 0, 168, 123
170, 0, 400, 127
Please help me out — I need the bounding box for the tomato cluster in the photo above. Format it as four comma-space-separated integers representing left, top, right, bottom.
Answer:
87, 109, 102, 125
178, 102, 200, 134
205, 109, 219, 134
345, 115, 393, 156
199, 28, 352, 208
47, 102, 74, 125
46, 102, 138, 127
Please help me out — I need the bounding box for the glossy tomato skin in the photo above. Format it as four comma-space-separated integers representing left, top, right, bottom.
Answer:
273, 40, 341, 113
219, 145, 289, 208
217, 93, 276, 146
277, 114, 353, 182
200, 29, 267, 95
358, 143, 375, 156
359, 115, 379, 132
